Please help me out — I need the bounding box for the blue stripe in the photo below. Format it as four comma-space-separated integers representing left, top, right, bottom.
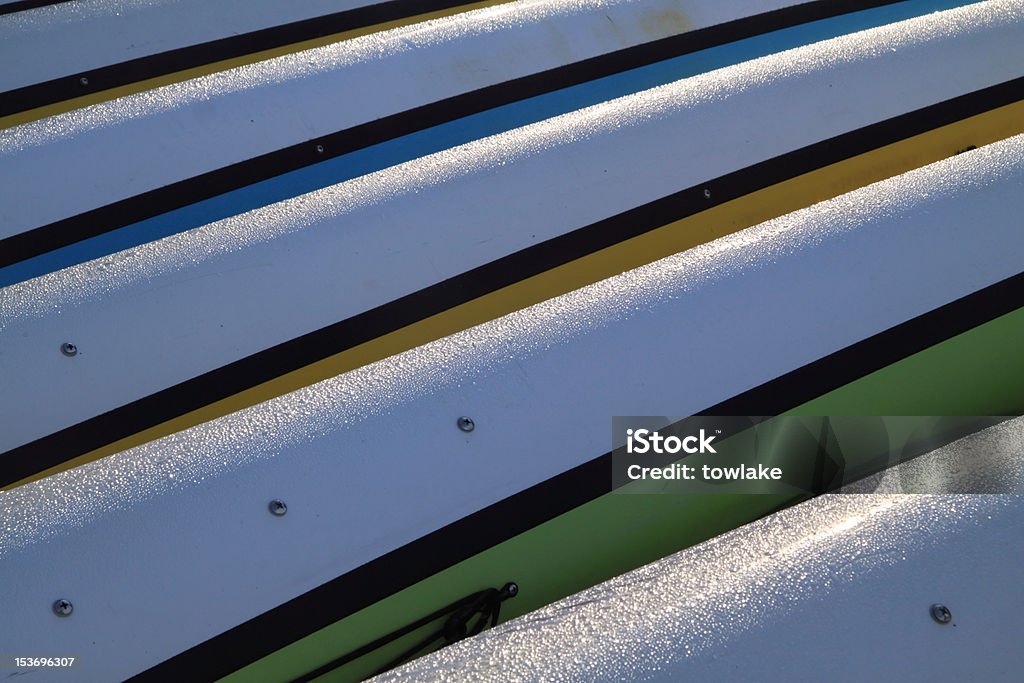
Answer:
0, 0, 977, 288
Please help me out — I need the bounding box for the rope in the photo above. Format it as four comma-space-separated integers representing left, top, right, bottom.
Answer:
292, 581, 518, 682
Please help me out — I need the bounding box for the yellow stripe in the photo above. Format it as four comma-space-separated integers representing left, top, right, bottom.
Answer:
0, 0, 516, 131
6, 98, 1024, 490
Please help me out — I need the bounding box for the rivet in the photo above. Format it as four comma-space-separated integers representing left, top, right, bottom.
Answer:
315, 144, 325, 154
457, 416, 475, 432
930, 603, 952, 624
268, 499, 288, 516
503, 582, 518, 598
53, 599, 73, 617
703, 188, 712, 199
60, 342, 78, 356
79, 76, 89, 86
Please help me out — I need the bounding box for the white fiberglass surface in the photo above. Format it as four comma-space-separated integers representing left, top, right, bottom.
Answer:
1, 0, 1021, 234
379, 419, 1024, 682
2, 7, 1024, 452
1, 136, 1023, 678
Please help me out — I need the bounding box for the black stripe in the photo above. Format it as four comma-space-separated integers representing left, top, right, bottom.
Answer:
0, 0, 912, 268
0, 0, 72, 16
129, 275, 1024, 682
1, 77, 1022, 488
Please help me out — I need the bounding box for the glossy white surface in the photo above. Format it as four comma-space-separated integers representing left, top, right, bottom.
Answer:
1, 135, 1023, 679
2, 0, 1022, 234
378, 419, 1024, 682
2, 3, 1024, 453
0, 0, 432, 91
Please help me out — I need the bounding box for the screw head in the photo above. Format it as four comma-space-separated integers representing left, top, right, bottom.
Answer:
60, 342, 78, 356
268, 499, 288, 516
53, 599, 73, 617
79, 76, 89, 86
503, 582, 518, 598
931, 603, 952, 624
703, 188, 712, 199
457, 416, 475, 432
315, 144, 325, 154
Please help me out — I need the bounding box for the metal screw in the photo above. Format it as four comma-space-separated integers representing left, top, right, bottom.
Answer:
268, 499, 288, 516
703, 188, 712, 199
315, 144, 324, 154
931, 603, 952, 624
60, 342, 78, 357
53, 599, 73, 617
457, 416, 475, 432
503, 582, 518, 598
79, 76, 89, 86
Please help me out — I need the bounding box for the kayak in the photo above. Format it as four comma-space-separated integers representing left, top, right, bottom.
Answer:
2, 1, 1023, 680
3, 0, 1023, 488
373, 419, 1024, 682
2, 129, 1022, 681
